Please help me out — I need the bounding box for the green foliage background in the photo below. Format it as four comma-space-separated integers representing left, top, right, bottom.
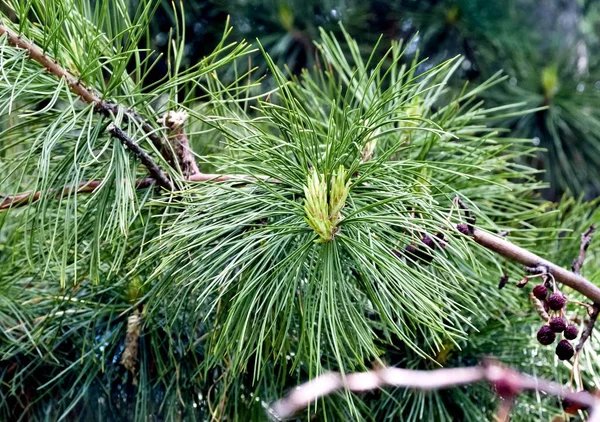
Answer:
0, 1, 599, 421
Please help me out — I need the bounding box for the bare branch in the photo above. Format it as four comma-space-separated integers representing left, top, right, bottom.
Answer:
268, 361, 598, 420
573, 225, 596, 274
469, 227, 600, 304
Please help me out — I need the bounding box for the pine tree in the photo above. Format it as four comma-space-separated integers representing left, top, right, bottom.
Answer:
1, 1, 599, 421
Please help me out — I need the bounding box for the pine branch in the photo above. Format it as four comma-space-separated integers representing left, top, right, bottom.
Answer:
0, 22, 173, 187
455, 198, 600, 304
268, 361, 598, 420
0, 23, 100, 104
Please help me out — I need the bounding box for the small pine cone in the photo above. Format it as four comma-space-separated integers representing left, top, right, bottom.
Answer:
404, 244, 433, 264
564, 325, 579, 340
549, 317, 567, 333
456, 223, 470, 235
547, 293, 567, 311
404, 244, 418, 258
555, 339, 575, 361
532, 284, 548, 300
536, 325, 556, 345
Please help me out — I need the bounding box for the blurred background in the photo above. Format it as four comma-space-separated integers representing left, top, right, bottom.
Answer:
145, 0, 600, 201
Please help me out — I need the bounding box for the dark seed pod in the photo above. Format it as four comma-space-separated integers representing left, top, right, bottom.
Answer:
564, 325, 579, 340
536, 325, 556, 345
434, 232, 447, 248
404, 244, 418, 258
532, 284, 548, 300
547, 293, 567, 311
498, 274, 509, 290
556, 339, 575, 360
549, 317, 567, 333
404, 244, 433, 265
456, 223, 470, 235
421, 236, 435, 249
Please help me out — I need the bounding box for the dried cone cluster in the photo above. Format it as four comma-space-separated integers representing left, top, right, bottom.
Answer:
532, 283, 579, 361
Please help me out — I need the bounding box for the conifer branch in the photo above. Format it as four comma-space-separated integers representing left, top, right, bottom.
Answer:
0, 174, 274, 210
0, 22, 173, 186
0, 23, 101, 104
269, 361, 598, 420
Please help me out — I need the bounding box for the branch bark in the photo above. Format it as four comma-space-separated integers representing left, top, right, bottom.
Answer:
469, 228, 600, 304
269, 361, 598, 420
158, 111, 200, 177
573, 225, 596, 275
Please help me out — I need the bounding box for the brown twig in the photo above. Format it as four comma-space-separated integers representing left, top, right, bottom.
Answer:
467, 228, 600, 304
577, 304, 600, 353
0, 23, 172, 186
0, 178, 155, 210
268, 361, 598, 420
573, 225, 596, 275
0, 173, 277, 211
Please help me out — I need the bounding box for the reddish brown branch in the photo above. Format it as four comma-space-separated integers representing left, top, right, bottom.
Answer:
0, 178, 155, 210
0, 23, 100, 104
158, 111, 200, 177
269, 361, 598, 420
0, 173, 275, 210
